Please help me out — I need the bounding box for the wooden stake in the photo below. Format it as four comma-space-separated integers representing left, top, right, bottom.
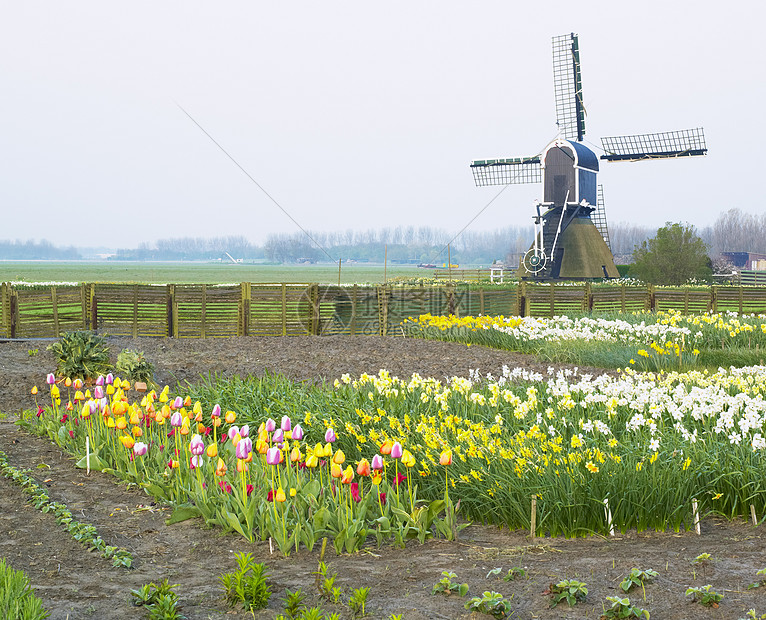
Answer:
751, 504, 758, 526
603, 498, 615, 536
692, 499, 701, 535
86, 436, 90, 475
384, 245, 387, 284
337, 258, 342, 286
530, 495, 537, 538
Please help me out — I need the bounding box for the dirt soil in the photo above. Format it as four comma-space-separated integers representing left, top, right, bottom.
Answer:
0, 336, 765, 620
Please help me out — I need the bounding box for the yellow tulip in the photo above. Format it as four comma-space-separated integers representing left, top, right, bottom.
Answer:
275, 487, 286, 503
332, 450, 346, 465
119, 435, 135, 449
206, 444, 218, 458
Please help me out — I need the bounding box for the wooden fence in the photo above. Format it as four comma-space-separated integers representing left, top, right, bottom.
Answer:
2, 282, 766, 339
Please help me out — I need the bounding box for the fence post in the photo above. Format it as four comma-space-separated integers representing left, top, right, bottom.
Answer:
90, 285, 98, 333
519, 281, 527, 317
167, 285, 176, 338
585, 282, 593, 313
50, 286, 60, 337
240, 282, 250, 337
621, 283, 626, 313
282, 284, 288, 336
80, 283, 88, 331
549, 282, 555, 318
649, 284, 655, 312
311, 284, 320, 335
10, 289, 17, 338
351, 285, 358, 336
200, 284, 207, 339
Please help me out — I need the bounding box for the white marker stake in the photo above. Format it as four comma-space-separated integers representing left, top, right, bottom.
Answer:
603, 498, 615, 536
530, 495, 537, 539
86, 436, 90, 475
692, 499, 700, 535
751, 504, 758, 527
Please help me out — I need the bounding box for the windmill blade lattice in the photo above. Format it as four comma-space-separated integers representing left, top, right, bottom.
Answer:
601, 128, 707, 161
552, 33, 586, 141
470, 156, 542, 186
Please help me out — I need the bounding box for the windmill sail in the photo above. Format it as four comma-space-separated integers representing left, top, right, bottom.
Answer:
601, 128, 707, 161
470, 156, 541, 186
552, 33, 586, 141
592, 185, 611, 250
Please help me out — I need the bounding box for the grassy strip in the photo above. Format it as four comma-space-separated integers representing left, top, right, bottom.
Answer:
0, 558, 49, 620
0, 451, 133, 568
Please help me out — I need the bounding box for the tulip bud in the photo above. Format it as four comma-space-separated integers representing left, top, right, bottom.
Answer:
95, 375, 104, 386
324, 427, 336, 443
31, 386, 39, 395
239, 424, 249, 438
380, 440, 393, 455
190, 434, 205, 456
275, 487, 286, 503
265, 418, 276, 432
133, 441, 148, 456
332, 450, 346, 465
356, 458, 371, 477
371, 454, 384, 470
225, 411, 236, 424
46, 373, 56, 385
105, 373, 114, 385
439, 449, 453, 466
272, 428, 284, 444
206, 443, 218, 458
119, 435, 135, 449
265, 446, 281, 465
93, 386, 104, 400
391, 442, 403, 459
331, 463, 342, 478
291, 424, 304, 441
341, 465, 354, 484
170, 411, 183, 427
228, 426, 240, 440
64, 377, 72, 387
211, 404, 221, 418
280, 415, 291, 432
73, 378, 83, 390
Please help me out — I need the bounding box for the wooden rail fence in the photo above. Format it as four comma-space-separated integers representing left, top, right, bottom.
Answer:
2, 282, 766, 339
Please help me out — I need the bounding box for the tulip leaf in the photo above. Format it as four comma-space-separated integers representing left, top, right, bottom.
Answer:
75, 453, 110, 472
166, 505, 202, 525
141, 482, 169, 501
222, 509, 249, 540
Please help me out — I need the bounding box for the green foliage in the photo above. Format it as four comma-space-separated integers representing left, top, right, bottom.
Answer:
692, 552, 712, 565
549, 579, 588, 608
464, 591, 512, 619
0, 558, 50, 620
601, 596, 650, 619
503, 567, 527, 582
629, 222, 711, 285
130, 579, 179, 607
280, 588, 307, 619
47, 330, 111, 380
220, 552, 271, 612
619, 568, 658, 593
146, 593, 185, 620
740, 610, 766, 620
431, 571, 469, 596
747, 567, 766, 590
348, 586, 370, 617
685, 584, 723, 607
116, 349, 156, 385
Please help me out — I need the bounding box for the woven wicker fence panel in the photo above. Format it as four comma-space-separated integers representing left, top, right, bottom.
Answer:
249, 285, 312, 336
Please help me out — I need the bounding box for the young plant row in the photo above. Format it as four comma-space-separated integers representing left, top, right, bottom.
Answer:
0, 450, 132, 568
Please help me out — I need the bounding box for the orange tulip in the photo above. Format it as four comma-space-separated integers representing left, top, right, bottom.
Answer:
132, 426, 143, 437
31, 386, 38, 395
331, 463, 342, 478
225, 411, 236, 424
380, 440, 393, 455
65, 377, 72, 387
236, 460, 248, 473
439, 449, 453, 466
371, 471, 383, 486
356, 458, 371, 477
332, 450, 346, 465
183, 396, 192, 408
290, 446, 302, 462
119, 435, 135, 449
73, 378, 83, 390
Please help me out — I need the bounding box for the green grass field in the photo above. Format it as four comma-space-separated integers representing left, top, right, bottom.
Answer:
0, 261, 428, 285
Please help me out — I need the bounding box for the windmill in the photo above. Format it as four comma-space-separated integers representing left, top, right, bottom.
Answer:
470, 33, 707, 280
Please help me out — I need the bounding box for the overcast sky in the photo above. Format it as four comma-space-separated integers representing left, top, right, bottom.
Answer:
0, 1, 760, 249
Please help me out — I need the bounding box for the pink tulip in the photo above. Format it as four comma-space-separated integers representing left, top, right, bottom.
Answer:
391, 442, 403, 459
325, 427, 336, 443
170, 411, 183, 427
371, 454, 384, 470
211, 404, 221, 418
190, 455, 203, 469
292, 424, 304, 441
265, 418, 276, 433
105, 373, 114, 385
93, 386, 104, 399
133, 442, 148, 456
266, 446, 281, 465
95, 375, 105, 386
88, 400, 98, 415
281, 415, 291, 432
239, 424, 249, 438
189, 434, 205, 455
272, 428, 284, 444
236, 439, 252, 460
228, 425, 240, 440
172, 396, 183, 410
46, 373, 55, 385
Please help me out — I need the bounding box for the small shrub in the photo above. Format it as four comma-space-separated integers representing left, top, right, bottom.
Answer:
619, 568, 658, 593
685, 584, 723, 607
348, 586, 370, 617
601, 596, 650, 619
116, 349, 156, 385
220, 552, 271, 612
464, 591, 512, 619
431, 571, 469, 596
0, 558, 50, 620
549, 579, 588, 608
48, 330, 111, 380
281, 588, 307, 619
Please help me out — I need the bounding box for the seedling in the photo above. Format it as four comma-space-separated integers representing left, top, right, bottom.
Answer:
747, 567, 766, 590
348, 586, 370, 617
740, 611, 766, 620
601, 596, 650, 619
147, 593, 185, 620
549, 579, 588, 608
219, 552, 271, 612
432, 571, 469, 596
130, 579, 179, 607
692, 553, 712, 565
503, 567, 527, 582
281, 588, 307, 619
464, 591, 512, 619
685, 584, 723, 607
619, 568, 658, 593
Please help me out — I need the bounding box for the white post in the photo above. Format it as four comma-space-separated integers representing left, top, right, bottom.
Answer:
603, 498, 615, 536
692, 499, 701, 535
86, 436, 91, 475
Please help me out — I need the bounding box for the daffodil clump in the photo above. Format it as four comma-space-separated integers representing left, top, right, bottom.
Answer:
404, 310, 766, 371
28, 374, 460, 554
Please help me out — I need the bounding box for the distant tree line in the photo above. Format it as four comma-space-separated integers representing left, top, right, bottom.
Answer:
112, 236, 264, 261
0, 239, 80, 260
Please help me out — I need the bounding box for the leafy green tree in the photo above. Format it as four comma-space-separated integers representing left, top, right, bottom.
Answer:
629, 222, 711, 285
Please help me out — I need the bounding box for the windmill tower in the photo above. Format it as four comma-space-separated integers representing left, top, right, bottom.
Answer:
470, 33, 707, 281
